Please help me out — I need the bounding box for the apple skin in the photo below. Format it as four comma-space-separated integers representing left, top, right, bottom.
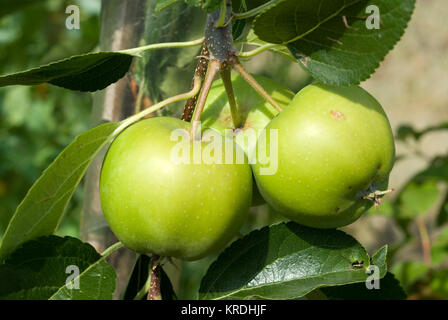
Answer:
99, 117, 253, 260
200, 73, 294, 206
252, 83, 395, 229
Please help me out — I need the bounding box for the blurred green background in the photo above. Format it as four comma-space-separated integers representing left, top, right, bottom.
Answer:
0, 0, 101, 238
0, 0, 447, 299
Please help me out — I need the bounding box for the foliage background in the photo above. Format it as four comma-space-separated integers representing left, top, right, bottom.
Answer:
0, 0, 101, 238
0, 0, 447, 299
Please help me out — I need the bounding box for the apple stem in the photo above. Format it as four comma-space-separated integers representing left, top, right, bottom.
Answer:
191, 59, 222, 140
231, 56, 283, 112
220, 66, 243, 129
148, 255, 162, 300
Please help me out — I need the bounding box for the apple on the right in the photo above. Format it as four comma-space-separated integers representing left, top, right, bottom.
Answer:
252, 83, 396, 229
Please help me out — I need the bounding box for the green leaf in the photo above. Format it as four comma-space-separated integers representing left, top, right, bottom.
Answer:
414, 156, 448, 183
123, 255, 177, 300
396, 124, 420, 141
0, 52, 134, 92
430, 269, 448, 299
233, 0, 274, 12
391, 261, 429, 291
371, 245, 387, 272
199, 222, 386, 300
160, 266, 178, 300
232, 0, 247, 40
0, 236, 116, 300
123, 255, 151, 300
185, 0, 222, 12
155, 0, 183, 13
396, 181, 440, 220
436, 197, 448, 227
320, 272, 406, 300
396, 123, 448, 142
254, 0, 358, 44
0, 122, 120, 261
393, 156, 448, 224
432, 226, 448, 266
253, 0, 416, 85
0, 0, 47, 18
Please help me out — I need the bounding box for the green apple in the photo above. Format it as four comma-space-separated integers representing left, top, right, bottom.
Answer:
99, 117, 253, 260
200, 73, 294, 206
252, 83, 395, 228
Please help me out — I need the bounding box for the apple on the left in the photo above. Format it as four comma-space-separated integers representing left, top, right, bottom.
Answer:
99, 117, 253, 261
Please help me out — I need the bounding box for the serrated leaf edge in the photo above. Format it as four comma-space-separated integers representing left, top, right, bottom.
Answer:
199, 222, 386, 300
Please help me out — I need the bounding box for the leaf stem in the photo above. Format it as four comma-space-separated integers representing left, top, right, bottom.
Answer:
133, 276, 151, 300
101, 241, 124, 258
133, 255, 163, 300
237, 43, 278, 58
133, 256, 152, 300
231, 56, 282, 112
115, 76, 202, 136
220, 67, 242, 128
121, 38, 205, 56
232, 0, 279, 20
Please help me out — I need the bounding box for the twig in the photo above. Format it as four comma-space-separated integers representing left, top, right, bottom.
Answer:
182, 45, 210, 121
148, 255, 162, 300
